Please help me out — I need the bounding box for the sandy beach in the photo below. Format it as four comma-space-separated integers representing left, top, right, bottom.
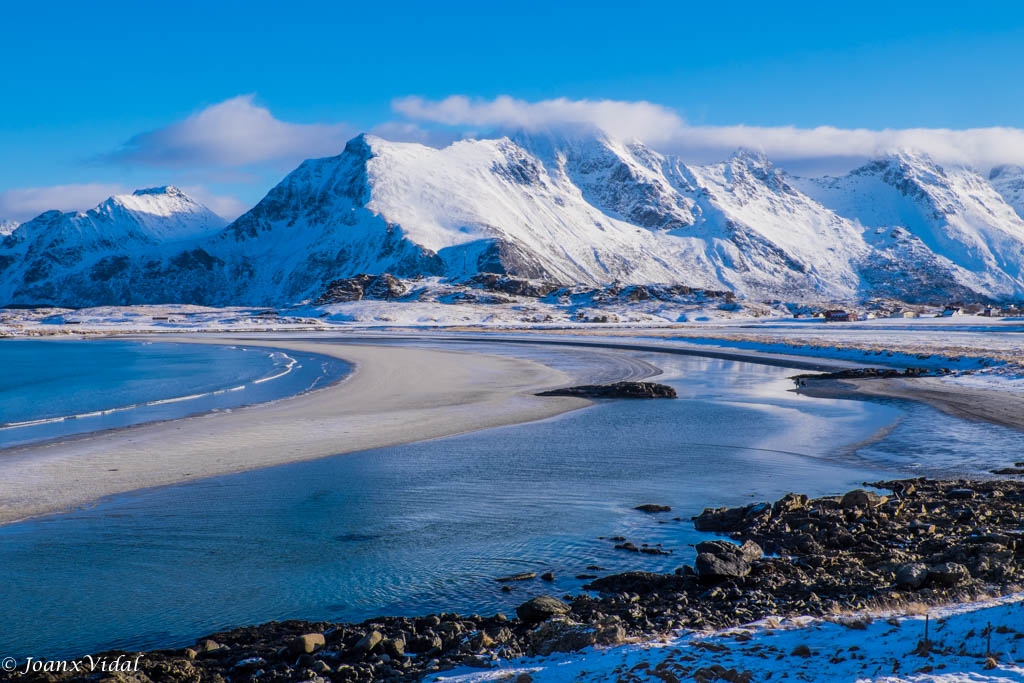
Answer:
0, 339, 590, 525
798, 375, 1024, 431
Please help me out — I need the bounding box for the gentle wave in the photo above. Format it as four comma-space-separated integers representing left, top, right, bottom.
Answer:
0, 351, 298, 432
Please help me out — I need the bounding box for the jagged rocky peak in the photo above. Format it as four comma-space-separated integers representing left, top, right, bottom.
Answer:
511, 126, 696, 230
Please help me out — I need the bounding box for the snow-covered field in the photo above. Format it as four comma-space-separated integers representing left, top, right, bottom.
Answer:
431, 595, 1024, 683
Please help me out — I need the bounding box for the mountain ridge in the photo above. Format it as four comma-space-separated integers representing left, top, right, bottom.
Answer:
4, 134, 1024, 307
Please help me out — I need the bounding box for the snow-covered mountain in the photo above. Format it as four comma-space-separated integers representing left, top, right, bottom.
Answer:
792, 154, 1024, 301
206, 132, 870, 304
0, 187, 226, 305
0, 219, 18, 236
3, 134, 1024, 308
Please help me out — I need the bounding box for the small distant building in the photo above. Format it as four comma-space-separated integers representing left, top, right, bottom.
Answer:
940, 306, 963, 317
824, 309, 854, 322
889, 309, 917, 319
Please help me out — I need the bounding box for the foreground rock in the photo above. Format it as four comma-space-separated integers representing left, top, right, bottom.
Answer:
9, 478, 1023, 683
515, 595, 572, 623
537, 381, 677, 399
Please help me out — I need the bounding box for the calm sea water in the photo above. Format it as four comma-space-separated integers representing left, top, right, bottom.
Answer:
1, 341, 1022, 660
0, 339, 350, 448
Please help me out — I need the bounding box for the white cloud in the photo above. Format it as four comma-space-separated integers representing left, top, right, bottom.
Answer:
393, 95, 684, 144
393, 95, 1024, 173
109, 95, 355, 168
0, 183, 126, 222
662, 124, 1024, 173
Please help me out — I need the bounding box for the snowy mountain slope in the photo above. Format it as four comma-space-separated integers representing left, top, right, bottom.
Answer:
209, 134, 737, 303
512, 129, 697, 231
792, 153, 1024, 300
4, 135, 1024, 308
0, 219, 18, 236
664, 151, 869, 299
205, 132, 877, 305
990, 164, 1024, 220
0, 187, 227, 305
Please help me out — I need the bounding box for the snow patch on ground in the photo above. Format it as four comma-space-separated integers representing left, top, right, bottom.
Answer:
430, 595, 1024, 683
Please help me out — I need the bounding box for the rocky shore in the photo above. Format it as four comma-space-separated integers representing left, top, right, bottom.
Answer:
7, 478, 1024, 683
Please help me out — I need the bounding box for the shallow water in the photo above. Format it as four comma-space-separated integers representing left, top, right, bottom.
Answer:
0, 339, 349, 447
1, 342, 1022, 660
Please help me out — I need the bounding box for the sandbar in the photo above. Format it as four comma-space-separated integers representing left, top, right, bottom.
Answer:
0, 339, 588, 525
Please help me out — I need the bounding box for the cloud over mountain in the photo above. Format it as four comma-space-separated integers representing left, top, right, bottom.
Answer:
108, 95, 356, 169
394, 95, 1024, 173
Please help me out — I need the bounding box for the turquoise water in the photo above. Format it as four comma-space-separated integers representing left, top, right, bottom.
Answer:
0, 339, 349, 447
1, 342, 1022, 660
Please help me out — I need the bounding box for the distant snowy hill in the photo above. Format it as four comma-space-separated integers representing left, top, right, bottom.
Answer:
0, 187, 226, 305
0, 219, 18, 236
3, 135, 1024, 307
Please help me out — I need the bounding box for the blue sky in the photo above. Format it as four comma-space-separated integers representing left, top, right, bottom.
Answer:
3, 0, 1024, 220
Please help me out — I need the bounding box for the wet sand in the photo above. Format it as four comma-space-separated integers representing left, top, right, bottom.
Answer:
0, 339, 588, 525
797, 376, 1024, 432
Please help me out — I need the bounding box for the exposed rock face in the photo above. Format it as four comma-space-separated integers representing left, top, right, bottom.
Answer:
315, 273, 407, 304
536, 381, 677, 399
468, 273, 560, 298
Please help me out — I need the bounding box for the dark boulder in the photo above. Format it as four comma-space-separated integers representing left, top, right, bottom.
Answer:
928, 562, 970, 587
894, 563, 929, 589
516, 595, 571, 624
694, 540, 762, 582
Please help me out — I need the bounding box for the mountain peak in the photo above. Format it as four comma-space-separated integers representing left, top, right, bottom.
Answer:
730, 147, 770, 166
97, 186, 226, 241
131, 185, 187, 198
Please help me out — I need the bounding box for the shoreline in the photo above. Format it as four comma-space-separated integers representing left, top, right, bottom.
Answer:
0, 338, 591, 526
7, 477, 1023, 682
0, 340, 349, 449
797, 375, 1024, 432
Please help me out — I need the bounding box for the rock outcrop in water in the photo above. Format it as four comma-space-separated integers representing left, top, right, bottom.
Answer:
8, 479, 1024, 683
537, 381, 677, 399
